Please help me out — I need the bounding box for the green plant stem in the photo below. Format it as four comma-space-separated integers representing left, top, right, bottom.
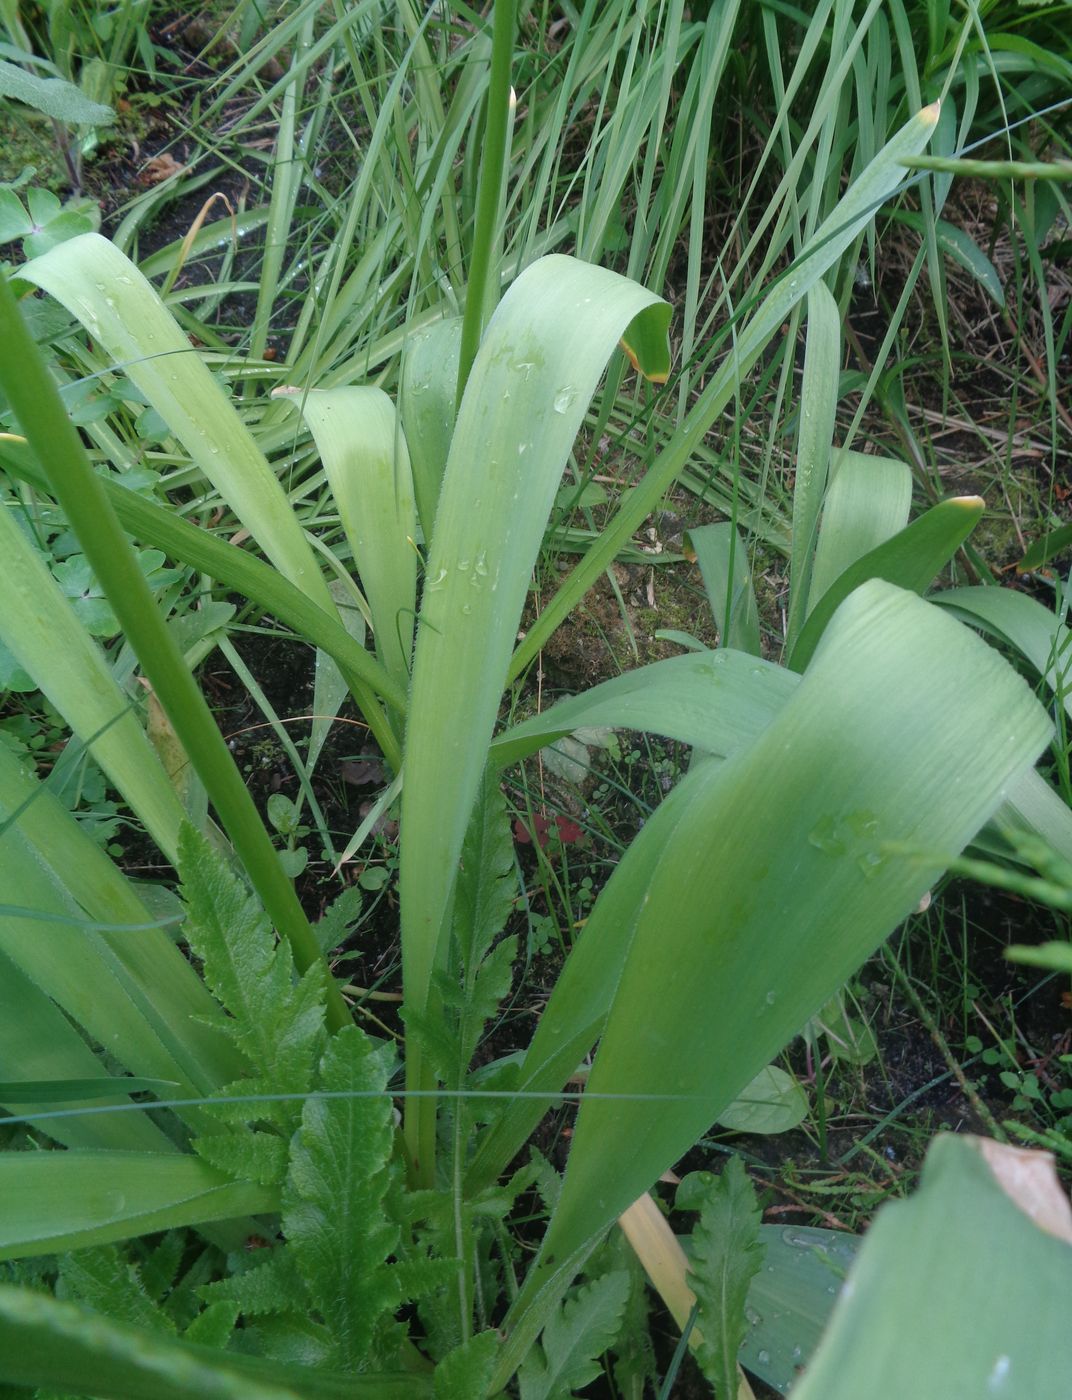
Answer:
456, 0, 516, 408
0, 272, 351, 1034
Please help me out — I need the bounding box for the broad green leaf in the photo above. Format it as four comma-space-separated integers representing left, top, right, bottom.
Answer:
400, 254, 670, 1175
787, 281, 841, 650
307, 579, 368, 778
997, 769, 1072, 868
0, 1282, 430, 1399
737, 1225, 860, 1394
509, 581, 1049, 1350
452, 768, 516, 978
284, 1027, 400, 1370
934, 585, 1072, 725
19, 234, 334, 611
0, 497, 185, 860
791, 1136, 1072, 1399
400, 317, 462, 540
0, 188, 32, 242
807, 451, 912, 613
0, 60, 114, 125
0, 1153, 277, 1260
276, 386, 416, 696
490, 652, 798, 771
716, 1065, 809, 1134
518, 1271, 630, 1400
788, 496, 984, 671
689, 523, 760, 655
687, 1158, 764, 1397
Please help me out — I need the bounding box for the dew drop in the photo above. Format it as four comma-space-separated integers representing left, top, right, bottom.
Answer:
757, 1350, 771, 1366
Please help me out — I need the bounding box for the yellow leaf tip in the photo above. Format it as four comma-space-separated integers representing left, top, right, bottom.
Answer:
922, 100, 941, 125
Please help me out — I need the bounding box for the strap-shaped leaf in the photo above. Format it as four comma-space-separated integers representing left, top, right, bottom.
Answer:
935, 585, 1072, 725
0, 949, 175, 1153
399, 254, 670, 1177
509, 103, 941, 675
788, 496, 984, 671
0, 1153, 277, 1260
0, 749, 243, 1125
490, 651, 797, 771
19, 234, 333, 610
498, 581, 1049, 1373
277, 387, 416, 695
807, 451, 912, 615
400, 318, 462, 540
786, 281, 841, 649
0, 496, 184, 860
0, 1282, 430, 1399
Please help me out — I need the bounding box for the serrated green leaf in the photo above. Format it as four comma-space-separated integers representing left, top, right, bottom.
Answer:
518, 1271, 630, 1400
183, 1301, 240, 1350
194, 1131, 289, 1188
60, 1245, 175, 1336
199, 1252, 307, 1320
687, 1157, 764, 1397
434, 1331, 500, 1400
284, 1027, 400, 1370
313, 885, 364, 955
178, 826, 326, 1113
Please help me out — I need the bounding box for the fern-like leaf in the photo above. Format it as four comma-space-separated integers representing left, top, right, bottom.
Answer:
198, 1250, 307, 1320
58, 1246, 174, 1336
283, 1025, 400, 1370
518, 1271, 630, 1400
178, 825, 326, 1105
